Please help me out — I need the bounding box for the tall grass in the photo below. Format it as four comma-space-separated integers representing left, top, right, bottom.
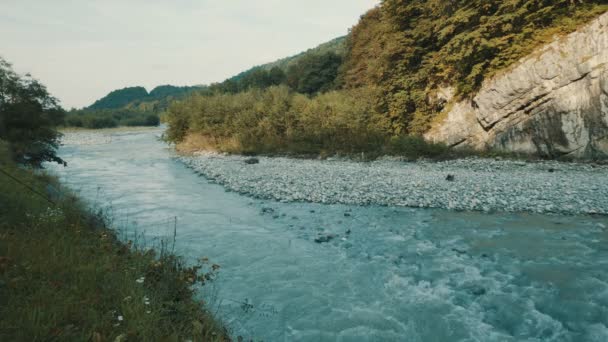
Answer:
0, 141, 229, 341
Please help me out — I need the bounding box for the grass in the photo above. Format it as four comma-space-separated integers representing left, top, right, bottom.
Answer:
0, 141, 229, 341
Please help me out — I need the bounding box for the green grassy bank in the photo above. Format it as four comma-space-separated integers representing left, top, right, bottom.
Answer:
0, 142, 229, 341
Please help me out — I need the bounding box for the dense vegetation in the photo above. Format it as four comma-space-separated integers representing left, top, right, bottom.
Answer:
209, 36, 346, 95
0, 57, 65, 167
89, 86, 149, 110
205, 51, 343, 96
167, 85, 448, 159
0, 142, 228, 341
340, 0, 608, 134
166, 1, 607, 156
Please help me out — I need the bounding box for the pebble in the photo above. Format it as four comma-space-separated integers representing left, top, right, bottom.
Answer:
178, 154, 608, 216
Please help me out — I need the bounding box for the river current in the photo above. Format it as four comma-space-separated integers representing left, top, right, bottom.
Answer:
50, 128, 608, 341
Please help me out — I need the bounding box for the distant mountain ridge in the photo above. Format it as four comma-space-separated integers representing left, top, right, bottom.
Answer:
86, 37, 345, 111
89, 85, 202, 110
228, 36, 347, 82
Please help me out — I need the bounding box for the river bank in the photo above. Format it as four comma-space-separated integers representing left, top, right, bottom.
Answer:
179, 152, 608, 216
0, 141, 228, 341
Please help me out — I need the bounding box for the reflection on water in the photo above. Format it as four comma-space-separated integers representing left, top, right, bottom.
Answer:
50, 128, 608, 341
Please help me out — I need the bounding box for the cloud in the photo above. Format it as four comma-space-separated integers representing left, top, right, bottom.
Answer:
0, 0, 379, 108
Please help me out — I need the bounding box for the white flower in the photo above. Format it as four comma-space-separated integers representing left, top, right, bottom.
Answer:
136, 277, 145, 284
117, 315, 124, 321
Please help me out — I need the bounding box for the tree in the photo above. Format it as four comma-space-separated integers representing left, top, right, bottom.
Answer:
286, 52, 342, 95
0, 57, 65, 167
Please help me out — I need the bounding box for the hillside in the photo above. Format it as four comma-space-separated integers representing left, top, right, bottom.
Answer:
206, 37, 346, 95
64, 85, 203, 129
340, 0, 608, 135
89, 85, 201, 111
165, 1, 608, 159
236, 36, 347, 76
425, 11, 608, 159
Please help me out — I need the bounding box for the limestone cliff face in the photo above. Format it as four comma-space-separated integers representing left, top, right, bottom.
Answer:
425, 12, 608, 159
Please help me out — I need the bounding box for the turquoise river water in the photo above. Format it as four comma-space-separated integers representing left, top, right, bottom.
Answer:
50, 128, 608, 341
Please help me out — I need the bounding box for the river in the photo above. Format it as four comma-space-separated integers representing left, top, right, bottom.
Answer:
50, 128, 608, 341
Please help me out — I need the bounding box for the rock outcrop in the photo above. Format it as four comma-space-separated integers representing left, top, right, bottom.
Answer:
426, 12, 608, 159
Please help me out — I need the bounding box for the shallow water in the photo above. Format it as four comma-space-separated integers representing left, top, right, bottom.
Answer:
50, 128, 608, 341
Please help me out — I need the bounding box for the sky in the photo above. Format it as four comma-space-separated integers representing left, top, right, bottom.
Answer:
0, 0, 379, 109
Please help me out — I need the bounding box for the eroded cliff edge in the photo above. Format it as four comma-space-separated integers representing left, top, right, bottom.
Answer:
426, 12, 608, 159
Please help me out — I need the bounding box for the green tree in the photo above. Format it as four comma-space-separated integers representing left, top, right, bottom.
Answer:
0, 57, 65, 167
286, 52, 342, 95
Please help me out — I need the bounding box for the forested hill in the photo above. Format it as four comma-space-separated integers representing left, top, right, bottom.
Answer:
206, 37, 347, 95
89, 85, 201, 110
340, 0, 608, 134
165, 0, 607, 159
237, 36, 347, 76
63, 84, 203, 129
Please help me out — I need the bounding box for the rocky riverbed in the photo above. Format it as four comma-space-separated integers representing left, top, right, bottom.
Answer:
179, 153, 608, 215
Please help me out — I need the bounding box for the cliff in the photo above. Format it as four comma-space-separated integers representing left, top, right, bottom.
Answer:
426, 12, 608, 159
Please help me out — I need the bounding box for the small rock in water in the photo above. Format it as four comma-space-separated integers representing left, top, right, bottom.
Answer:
446, 174, 455, 182
261, 207, 275, 214
344, 212, 351, 217
470, 287, 487, 296
548, 168, 556, 173
346, 229, 351, 235
314, 234, 336, 244
452, 248, 467, 255
244, 158, 260, 165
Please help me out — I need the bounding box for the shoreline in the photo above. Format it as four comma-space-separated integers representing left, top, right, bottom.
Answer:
0, 140, 229, 341
58, 130, 608, 216
178, 152, 608, 216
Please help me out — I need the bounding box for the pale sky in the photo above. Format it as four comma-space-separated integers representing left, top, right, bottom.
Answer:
0, 0, 379, 109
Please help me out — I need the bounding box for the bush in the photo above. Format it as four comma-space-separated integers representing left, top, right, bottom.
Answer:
165, 85, 457, 159
0, 57, 65, 167
388, 135, 449, 159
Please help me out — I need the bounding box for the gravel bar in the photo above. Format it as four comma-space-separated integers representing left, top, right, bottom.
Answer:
178, 153, 608, 215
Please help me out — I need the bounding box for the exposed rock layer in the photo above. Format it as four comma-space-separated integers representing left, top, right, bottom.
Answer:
426, 12, 608, 159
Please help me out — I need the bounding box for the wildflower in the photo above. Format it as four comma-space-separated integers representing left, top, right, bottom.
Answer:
143, 296, 150, 305
123, 296, 132, 302
146, 310, 151, 314
136, 277, 145, 284
117, 315, 124, 322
